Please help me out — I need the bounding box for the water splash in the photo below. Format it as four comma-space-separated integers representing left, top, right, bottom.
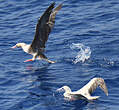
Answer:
70, 43, 91, 64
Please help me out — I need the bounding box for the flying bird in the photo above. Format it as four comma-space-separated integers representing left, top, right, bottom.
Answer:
11, 2, 62, 63
57, 78, 108, 101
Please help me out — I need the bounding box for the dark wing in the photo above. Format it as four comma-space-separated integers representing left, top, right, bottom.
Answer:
30, 2, 55, 52
30, 3, 62, 52
48, 3, 62, 29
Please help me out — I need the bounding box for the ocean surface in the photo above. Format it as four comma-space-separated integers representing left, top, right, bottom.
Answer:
0, 0, 119, 110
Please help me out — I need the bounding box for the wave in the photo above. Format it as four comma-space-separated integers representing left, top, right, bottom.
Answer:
70, 43, 91, 64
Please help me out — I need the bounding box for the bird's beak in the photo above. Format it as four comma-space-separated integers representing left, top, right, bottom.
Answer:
11, 45, 17, 49
56, 87, 64, 92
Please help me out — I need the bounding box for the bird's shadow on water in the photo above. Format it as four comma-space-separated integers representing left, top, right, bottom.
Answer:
23, 62, 56, 87
9, 63, 59, 110
24, 62, 50, 73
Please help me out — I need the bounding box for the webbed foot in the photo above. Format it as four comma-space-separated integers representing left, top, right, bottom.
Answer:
24, 59, 33, 62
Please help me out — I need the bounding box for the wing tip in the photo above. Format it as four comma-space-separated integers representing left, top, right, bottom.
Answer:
54, 3, 63, 12
50, 2, 55, 7
97, 77, 109, 96
46, 2, 55, 13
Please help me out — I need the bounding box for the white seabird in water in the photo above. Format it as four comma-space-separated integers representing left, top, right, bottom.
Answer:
11, 2, 62, 63
57, 78, 108, 101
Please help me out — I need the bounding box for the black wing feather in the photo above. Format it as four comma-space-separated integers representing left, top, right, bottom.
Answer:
30, 2, 55, 52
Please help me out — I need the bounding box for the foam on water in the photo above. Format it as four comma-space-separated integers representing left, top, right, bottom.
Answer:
70, 43, 91, 64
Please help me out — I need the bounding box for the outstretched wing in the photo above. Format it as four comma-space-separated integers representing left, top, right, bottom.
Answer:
48, 3, 62, 29
30, 2, 62, 52
79, 78, 108, 96
30, 2, 55, 52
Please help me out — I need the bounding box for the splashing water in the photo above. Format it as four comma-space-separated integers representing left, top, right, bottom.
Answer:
70, 43, 91, 64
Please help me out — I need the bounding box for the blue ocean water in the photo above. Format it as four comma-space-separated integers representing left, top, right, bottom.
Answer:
0, 0, 119, 109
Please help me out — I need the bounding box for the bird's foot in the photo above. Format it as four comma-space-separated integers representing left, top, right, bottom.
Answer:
44, 59, 56, 63
24, 59, 33, 62
47, 60, 56, 64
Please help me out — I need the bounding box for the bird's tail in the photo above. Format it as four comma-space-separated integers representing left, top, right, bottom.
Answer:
38, 53, 55, 63
88, 96, 100, 100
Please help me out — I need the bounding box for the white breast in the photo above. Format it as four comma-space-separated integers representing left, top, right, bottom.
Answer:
22, 44, 30, 53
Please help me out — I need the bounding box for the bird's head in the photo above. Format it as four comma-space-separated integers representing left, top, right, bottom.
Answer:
57, 86, 71, 93
11, 43, 26, 49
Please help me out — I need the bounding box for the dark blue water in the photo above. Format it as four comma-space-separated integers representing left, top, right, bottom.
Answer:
0, 0, 119, 110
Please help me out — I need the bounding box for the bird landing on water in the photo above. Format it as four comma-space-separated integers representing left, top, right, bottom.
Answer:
11, 2, 62, 63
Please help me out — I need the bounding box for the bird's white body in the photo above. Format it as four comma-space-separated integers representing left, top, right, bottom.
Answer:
57, 78, 108, 101
17, 43, 30, 54
22, 44, 30, 54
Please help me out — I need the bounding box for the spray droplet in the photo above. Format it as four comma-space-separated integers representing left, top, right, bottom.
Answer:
70, 43, 91, 64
